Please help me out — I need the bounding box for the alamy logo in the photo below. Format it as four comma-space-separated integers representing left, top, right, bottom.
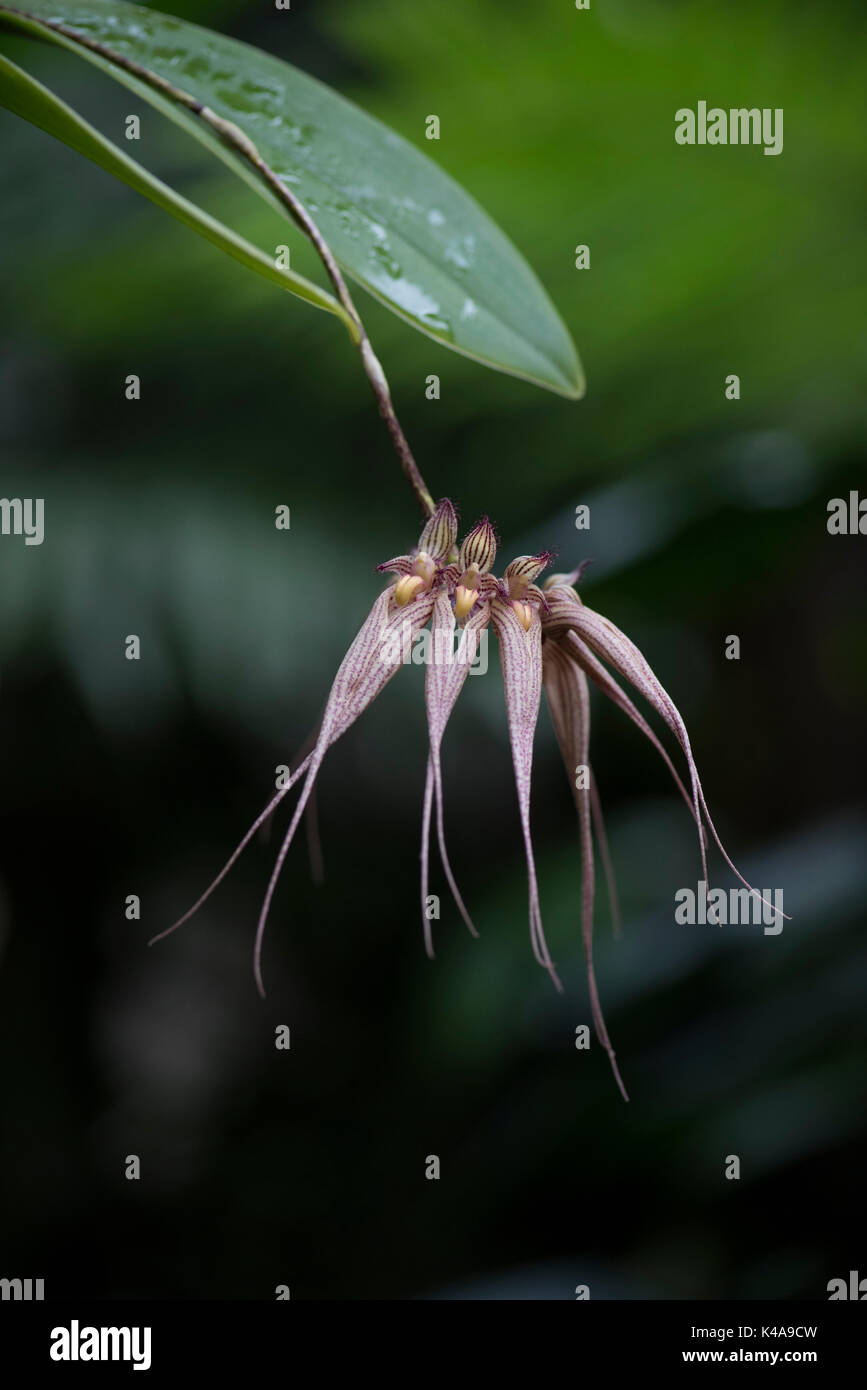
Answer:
827, 491, 867, 534
0, 1276, 44, 1300
827, 1270, 867, 1300
675, 102, 783, 156
380, 621, 488, 675
49, 1320, 152, 1371
0, 497, 44, 545
675, 880, 785, 935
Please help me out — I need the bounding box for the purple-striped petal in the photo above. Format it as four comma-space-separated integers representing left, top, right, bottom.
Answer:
491, 596, 561, 990
376, 553, 415, 576
546, 589, 786, 927
562, 630, 698, 825
252, 586, 437, 995
421, 591, 489, 951
157, 584, 433, 954
150, 756, 313, 947
588, 768, 621, 941
542, 640, 628, 1099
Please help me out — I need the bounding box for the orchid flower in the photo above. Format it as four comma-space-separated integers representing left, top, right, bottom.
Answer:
153, 499, 785, 1100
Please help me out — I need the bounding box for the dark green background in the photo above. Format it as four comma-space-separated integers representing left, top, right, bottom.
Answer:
0, 0, 865, 1299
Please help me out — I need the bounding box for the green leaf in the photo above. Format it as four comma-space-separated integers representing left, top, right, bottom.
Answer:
0, 0, 583, 398
0, 50, 358, 335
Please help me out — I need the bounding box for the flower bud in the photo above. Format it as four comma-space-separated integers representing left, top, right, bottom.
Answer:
504, 552, 553, 600
458, 517, 497, 574
418, 498, 458, 561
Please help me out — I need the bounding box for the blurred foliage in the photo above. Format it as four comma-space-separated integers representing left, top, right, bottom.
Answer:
0, 0, 865, 1300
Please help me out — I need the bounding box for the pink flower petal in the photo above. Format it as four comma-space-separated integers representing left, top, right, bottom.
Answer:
563, 631, 698, 825
588, 768, 622, 940
376, 553, 415, 577
149, 756, 312, 947
491, 597, 562, 991
420, 757, 436, 960
421, 592, 488, 949
252, 586, 437, 995
550, 593, 786, 926
542, 641, 628, 1099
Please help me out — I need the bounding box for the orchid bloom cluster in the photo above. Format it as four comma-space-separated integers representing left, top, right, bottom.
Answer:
155, 498, 782, 1100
